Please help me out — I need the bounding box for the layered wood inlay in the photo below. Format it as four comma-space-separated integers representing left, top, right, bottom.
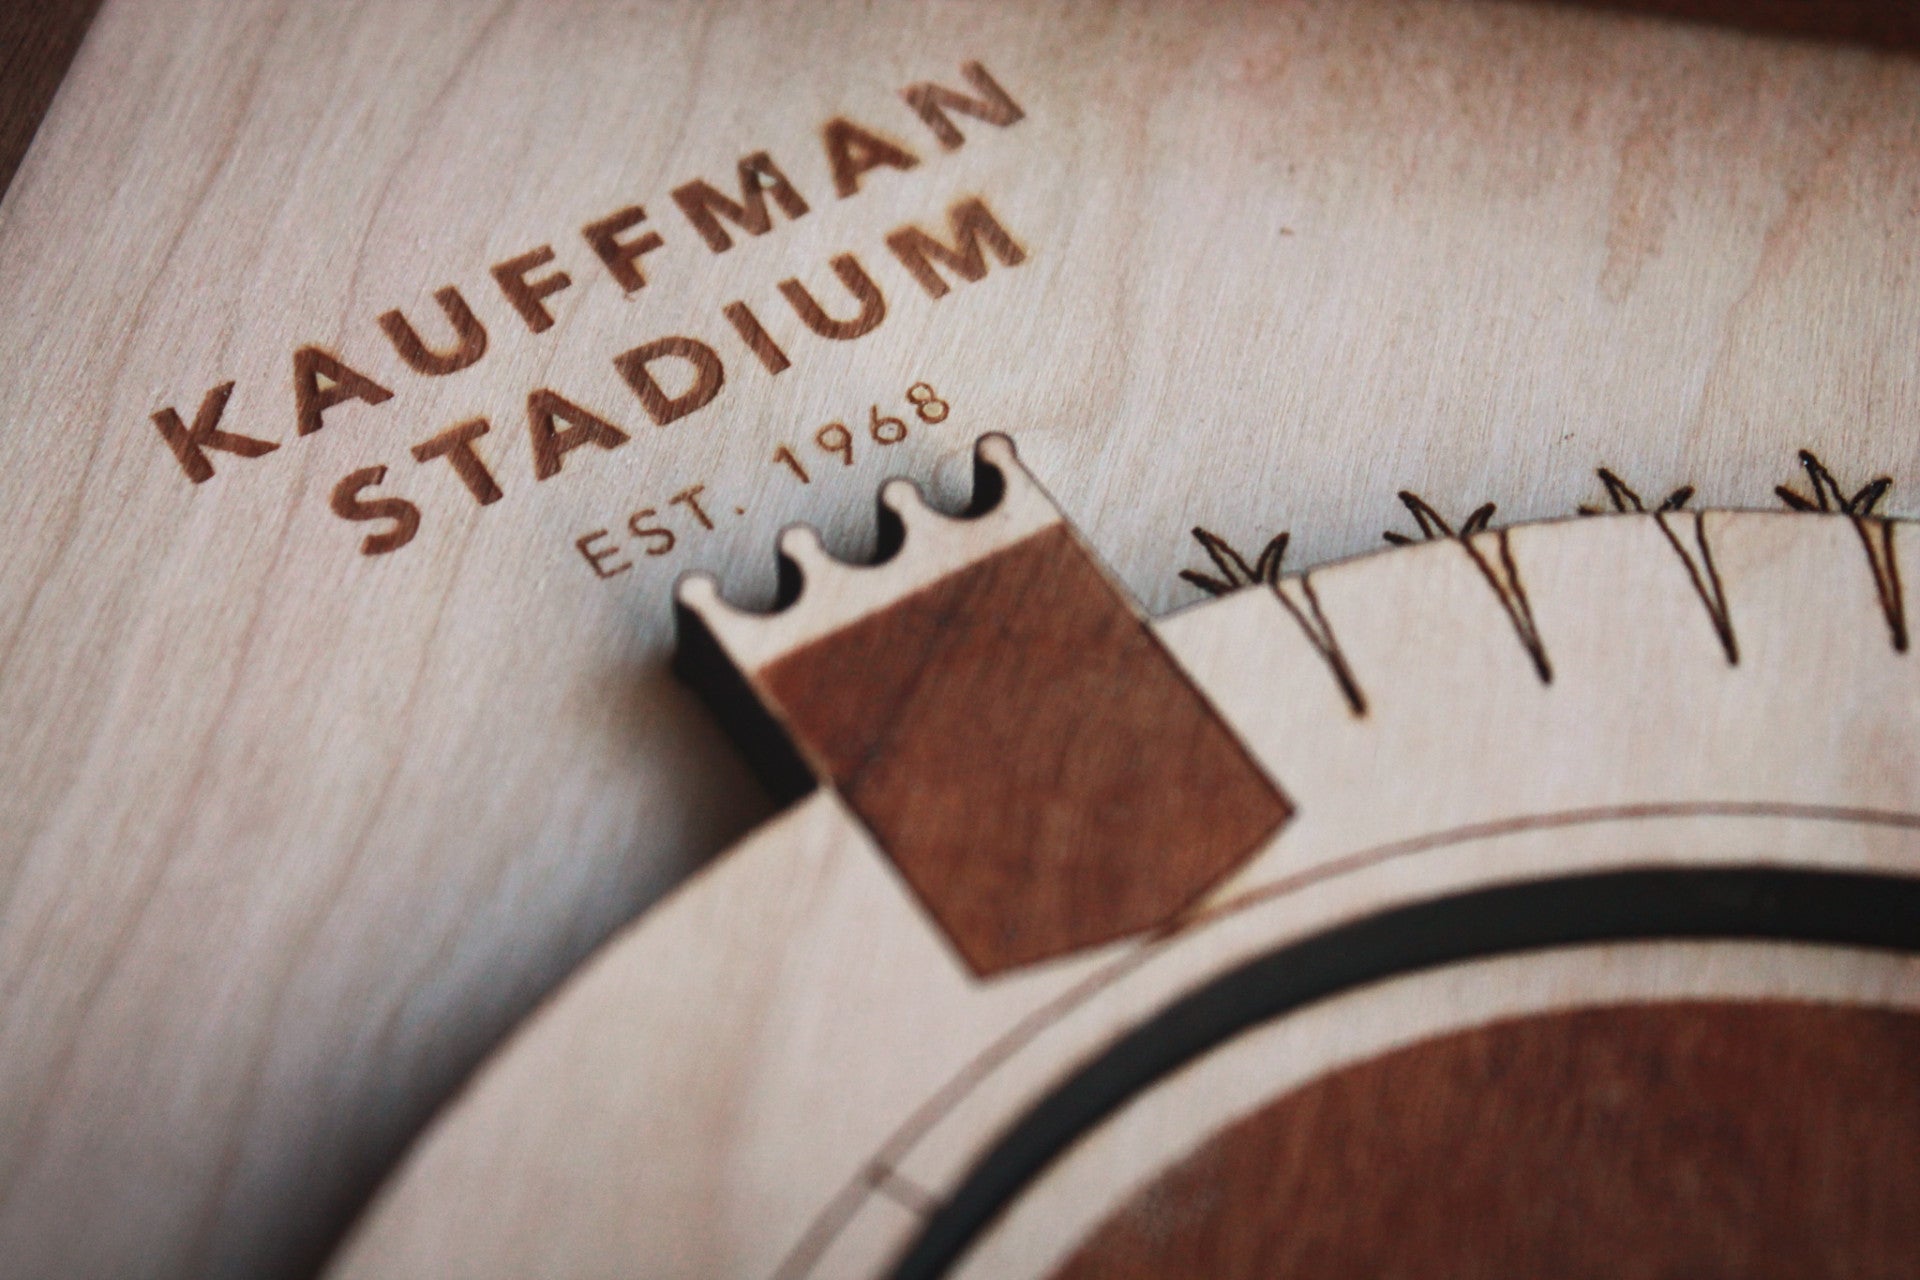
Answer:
761, 522, 1292, 975
1054, 1000, 1920, 1279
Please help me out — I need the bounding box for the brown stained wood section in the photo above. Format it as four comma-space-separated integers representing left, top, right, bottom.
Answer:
1052, 1001, 1920, 1280
760, 524, 1290, 975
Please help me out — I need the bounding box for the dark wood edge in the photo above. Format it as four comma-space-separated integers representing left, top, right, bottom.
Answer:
0, 0, 107, 202
1545, 1, 1920, 50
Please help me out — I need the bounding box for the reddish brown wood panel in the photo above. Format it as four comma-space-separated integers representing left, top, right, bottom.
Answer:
761, 524, 1291, 975
0, 0, 103, 198
1054, 1000, 1920, 1279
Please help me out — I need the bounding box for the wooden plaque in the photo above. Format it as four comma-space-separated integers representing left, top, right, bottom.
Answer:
330, 458, 1920, 1278
2, 3, 1918, 1277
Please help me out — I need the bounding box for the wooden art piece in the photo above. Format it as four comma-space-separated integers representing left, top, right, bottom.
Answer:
326, 448, 1920, 1279
678, 436, 1291, 974
5, 3, 1920, 1278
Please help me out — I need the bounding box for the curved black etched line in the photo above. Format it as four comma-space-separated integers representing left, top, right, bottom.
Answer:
1271, 575, 1366, 716
777, 802, 1920, 1279
1653, 510, 1738, 665
1852, 517, 1908, 654
889, 865, 1920, 1280
1460, 528, 1552, 684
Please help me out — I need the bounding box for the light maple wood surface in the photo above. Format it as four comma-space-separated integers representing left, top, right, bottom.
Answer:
2, 2, 1918, 1277
329, 509, 1920, 1278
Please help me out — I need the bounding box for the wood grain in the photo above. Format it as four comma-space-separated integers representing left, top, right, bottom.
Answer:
3, 2, 1919, 1276
1052, 1001, 1920, 1280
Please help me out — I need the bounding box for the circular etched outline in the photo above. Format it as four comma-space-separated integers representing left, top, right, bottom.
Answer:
889, 865, 1920, 1279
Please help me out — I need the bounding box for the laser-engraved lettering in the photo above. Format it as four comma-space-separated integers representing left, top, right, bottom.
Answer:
581, 205, 665, 293
672, 152, 810, 253
330, 466, 421, 556
151, 381, 278, 484
779, 253, 886, 340
722, 300, 791, 374
885, 197, 1026, 298
822, 117, 920, 198
900, 60, 1024, 150
613, 337, 725, 426
528, 389, 631, 481
378, 286, 488, 377
490, 246, 572, 334
292, 347, 392, 437
411, 419, 504, 506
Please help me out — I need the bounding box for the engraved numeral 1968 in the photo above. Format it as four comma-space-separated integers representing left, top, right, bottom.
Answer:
773, 446, 809, 483
772, 381, 951, 484
907, 382, 948, 423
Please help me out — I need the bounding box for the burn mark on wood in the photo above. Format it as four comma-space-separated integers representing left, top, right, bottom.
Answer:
1386, 493, 1552, 684
1578, 466, 1694, 515
1775, 449, 1890, 518
1854, 518, 1907, 654
1183, 526, 1365, 716
1777, 451, 1907, 654
1656, 510, 1738, 665
1180, 527, 1289, 596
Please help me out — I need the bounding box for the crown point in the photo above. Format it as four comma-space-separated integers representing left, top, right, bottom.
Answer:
976, 432, 1018, 466
777, 524, 830, 565
879, 476, 929, 514
675, 572, 723, 611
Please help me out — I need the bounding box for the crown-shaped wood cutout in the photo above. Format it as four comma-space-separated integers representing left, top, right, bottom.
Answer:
674, 435, 1292, 975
